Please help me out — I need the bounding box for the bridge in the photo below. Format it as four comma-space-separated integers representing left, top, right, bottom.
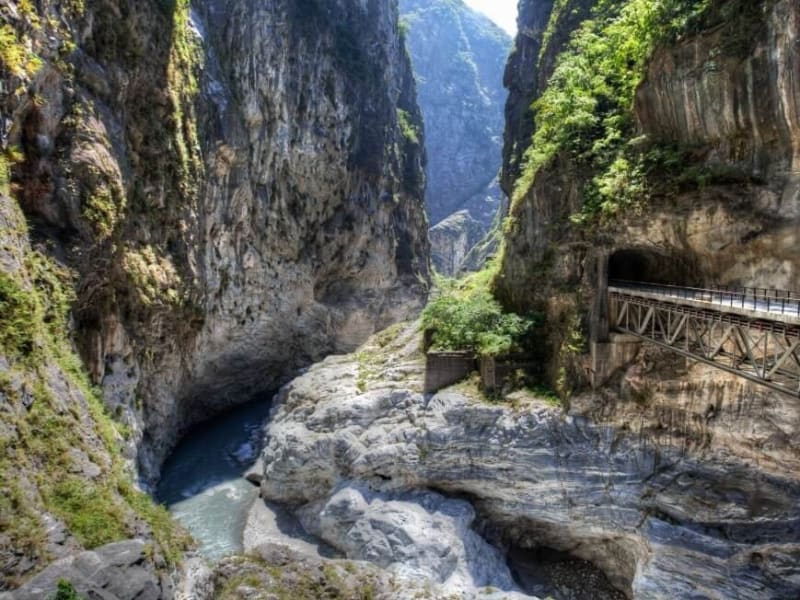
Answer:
607, 280, 800, 397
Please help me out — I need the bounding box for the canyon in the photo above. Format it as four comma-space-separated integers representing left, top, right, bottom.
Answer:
1, 0, 800, 599
400, 0, 511, 275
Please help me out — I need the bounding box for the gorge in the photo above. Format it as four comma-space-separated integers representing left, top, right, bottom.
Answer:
1, 0, 799, 599
399, 0, 511, 275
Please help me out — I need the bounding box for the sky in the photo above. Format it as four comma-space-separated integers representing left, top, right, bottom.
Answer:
463, 0, 518, 36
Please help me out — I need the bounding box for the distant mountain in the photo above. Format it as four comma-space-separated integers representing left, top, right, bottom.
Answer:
400, 0, 512, 274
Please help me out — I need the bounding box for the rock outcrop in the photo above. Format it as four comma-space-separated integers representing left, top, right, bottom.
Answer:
0, 540, 209, 600
257, 324, 800, 599
428, 210, 486, 275
215, 542, 531, 600
400, 0, 511, 273
295, 483, 524, 596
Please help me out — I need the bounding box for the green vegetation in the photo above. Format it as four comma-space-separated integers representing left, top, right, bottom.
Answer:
538, 0, 571, 63
355, 323, 406, 392
513, 0, 712, 220
215, 555, 385, 600
355, 350, 374, 392
82, 183, 123, 241
422, 265, 538, 357
0, 272, 40, 359
0, 23, 42, 78
166, 0, 204, 187
0, 147, 25, 196
554, 308, 584, 401
122, 245, 182, 307
47, 477, 127, 548
398, 18, 410, 40
0, 229, 191, 585
51, 580, 86, 600
397, 109, 420, 145
116, 479, 191, 566
422, 290, 533, 356
0, 154, 9, 195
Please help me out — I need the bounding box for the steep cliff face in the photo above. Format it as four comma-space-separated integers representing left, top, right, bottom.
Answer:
0, 0, 429, 588
400, 0, 510, 274
481, 0, 800, 596
134, 0, 431, 480
427, 209, 485, 275
501, 0, 594, 197
635, 0, 800, 216
497, 0, 799, 373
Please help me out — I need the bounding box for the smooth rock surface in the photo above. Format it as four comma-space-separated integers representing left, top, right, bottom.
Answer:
244, 497, 340, 561
296, 483, 524, 596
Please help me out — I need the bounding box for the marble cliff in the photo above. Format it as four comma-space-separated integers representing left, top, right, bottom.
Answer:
0, 0, 429, 591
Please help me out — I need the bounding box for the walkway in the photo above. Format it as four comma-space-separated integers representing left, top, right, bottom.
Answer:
608, 280, 800, 397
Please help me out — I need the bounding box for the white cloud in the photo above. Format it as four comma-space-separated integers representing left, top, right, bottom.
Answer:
463, 0, 518, 36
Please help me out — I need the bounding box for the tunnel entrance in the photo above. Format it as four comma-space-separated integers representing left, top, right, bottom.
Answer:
608, 248, 699, 287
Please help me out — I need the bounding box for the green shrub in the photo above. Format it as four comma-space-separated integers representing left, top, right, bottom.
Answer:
422, 288, 537, 357
513, 0, 712, 219
117, 478, 192, 566
0, 246, 191, 568
51, 580, 86, 600
0, 272, 41, 359
397, 109, 420, 145
0, 24, 42, 77
45, 477, 128, 548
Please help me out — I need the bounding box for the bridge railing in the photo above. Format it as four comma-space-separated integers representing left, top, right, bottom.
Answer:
609, 279, 800, 318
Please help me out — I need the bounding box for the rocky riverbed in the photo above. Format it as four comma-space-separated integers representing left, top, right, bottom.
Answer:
247, 321, 800, 599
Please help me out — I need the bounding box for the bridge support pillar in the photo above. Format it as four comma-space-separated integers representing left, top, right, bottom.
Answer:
591, 252, 611, 343
589, 334, 643, 388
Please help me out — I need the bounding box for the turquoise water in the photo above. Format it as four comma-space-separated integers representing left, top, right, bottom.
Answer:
156, 394, 273, 560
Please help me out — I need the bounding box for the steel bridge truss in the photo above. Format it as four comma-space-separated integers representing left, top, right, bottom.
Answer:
610, 292, 800, 397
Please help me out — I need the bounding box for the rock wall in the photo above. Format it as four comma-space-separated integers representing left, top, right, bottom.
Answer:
134, 0, 431, 480
635, 0, 800, 214
427, 209, 485, 275
496, 0, 800, 383
0, 0, 430, 487
0, 0, 429, 589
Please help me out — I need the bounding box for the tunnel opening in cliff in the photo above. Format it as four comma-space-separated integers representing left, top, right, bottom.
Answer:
608, 248, 700, 287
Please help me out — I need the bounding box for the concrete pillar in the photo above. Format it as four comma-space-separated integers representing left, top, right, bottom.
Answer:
480, 356, 497, 393
591, 252, 610, 343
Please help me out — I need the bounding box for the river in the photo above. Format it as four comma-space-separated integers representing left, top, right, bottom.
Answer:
155, 394, 273, 560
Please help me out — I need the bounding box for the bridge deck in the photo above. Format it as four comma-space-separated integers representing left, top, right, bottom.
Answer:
609, 280, 800, 326
608, 281, 800, 397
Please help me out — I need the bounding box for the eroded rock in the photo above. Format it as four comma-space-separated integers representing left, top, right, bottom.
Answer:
1, 540, 166, 600
295, 483, 523, 596
257, 326, 800, 599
